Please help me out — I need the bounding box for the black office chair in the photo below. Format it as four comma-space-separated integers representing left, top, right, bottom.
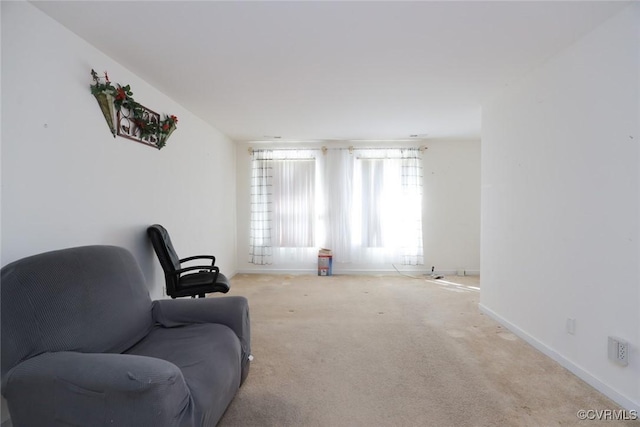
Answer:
147, 224, 230, 298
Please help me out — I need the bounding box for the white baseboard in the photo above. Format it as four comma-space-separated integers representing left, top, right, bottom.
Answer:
236, 270, 434, 276
236, 268, 316, 275
479, 303, 639, 413
235, 268, 480, 276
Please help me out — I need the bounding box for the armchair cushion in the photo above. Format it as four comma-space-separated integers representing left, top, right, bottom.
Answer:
125, 323, 241, 425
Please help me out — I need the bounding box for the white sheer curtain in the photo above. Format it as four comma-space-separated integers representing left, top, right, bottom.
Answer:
321, 149, 353, 262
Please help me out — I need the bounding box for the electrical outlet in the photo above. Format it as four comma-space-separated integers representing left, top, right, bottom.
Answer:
618, 341, 629, 364
608, 336, 629, 366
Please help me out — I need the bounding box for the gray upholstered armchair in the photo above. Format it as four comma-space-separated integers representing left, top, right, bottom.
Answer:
1, 245, 251, 427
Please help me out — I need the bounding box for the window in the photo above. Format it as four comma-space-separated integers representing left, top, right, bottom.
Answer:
350, 149, 424, 265
249, 147, 423, 266
249, 149, 318, 265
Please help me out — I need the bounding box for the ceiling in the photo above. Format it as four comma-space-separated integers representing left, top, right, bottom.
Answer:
33, 1, 627, 143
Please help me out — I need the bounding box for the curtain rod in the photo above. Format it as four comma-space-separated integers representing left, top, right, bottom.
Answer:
248, 146, 426, 155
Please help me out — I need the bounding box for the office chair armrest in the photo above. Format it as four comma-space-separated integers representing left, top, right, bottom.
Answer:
171, 265, 220, 275
179, 255, 216, 266
2, 352, 190, 426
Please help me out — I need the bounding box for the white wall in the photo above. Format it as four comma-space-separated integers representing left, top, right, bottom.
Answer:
1, 1, 237, 297
423, 139, 480, 275
235, 139, 480, 274
481, 3, 639, 411
1, 5, 237, 423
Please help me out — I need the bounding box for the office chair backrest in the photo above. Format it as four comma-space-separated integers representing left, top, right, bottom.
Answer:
147, 224, 182, 270
147, 225, 182, 289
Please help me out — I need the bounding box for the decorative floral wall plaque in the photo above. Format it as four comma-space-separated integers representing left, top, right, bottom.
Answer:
90, 69, 178, 149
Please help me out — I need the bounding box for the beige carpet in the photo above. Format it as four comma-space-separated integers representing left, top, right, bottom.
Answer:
219, 274, 635, 427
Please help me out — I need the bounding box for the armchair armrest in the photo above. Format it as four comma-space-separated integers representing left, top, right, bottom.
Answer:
2, 352, 194, 427
152, 297, 251, 362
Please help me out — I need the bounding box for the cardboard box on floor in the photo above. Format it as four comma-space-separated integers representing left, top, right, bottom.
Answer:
318, 248, 333, 276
